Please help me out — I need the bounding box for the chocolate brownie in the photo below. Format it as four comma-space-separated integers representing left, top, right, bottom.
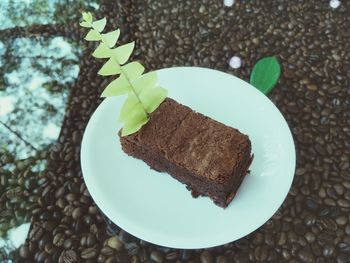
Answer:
120, 98, 252, 208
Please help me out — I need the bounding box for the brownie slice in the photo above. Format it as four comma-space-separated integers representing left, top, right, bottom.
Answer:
120, 98, 252, 208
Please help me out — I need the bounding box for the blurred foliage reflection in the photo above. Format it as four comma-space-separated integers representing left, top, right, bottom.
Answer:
0, 0, 99, 261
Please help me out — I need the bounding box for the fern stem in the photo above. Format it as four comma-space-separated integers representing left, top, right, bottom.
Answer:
90, 24, 149, 117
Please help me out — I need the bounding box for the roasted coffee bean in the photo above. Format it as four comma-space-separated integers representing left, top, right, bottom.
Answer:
139, 248, 149, 262
118, 230, 134, 243
150, 251, 164, 263
71, 207, 83, 220
131, 255, 140, 263
83, 214, 93, 225
45, 243, 56, 254
59, 250, 78, 263
63, 205, 74, 216
88, 206, 97, 215
338, 243, 350, 253
200, 251, 214, 263
37, 251, 48, 262
65, 193, 76, 202
90, 224, 98, 235
254, 245, 268, 261
322, 244, 335, 257
305, 232, 315, 243
38, 234, 51, 250
107, 236, 123, 251
19, 245, 30, 258
63, 239, 73, 250
29, 241, 38, 253
304, 214, 316, 226
234, 253, 249, 263
55, 186, 65, 199
80, 235, 87, 247
264, 233, 275, 247
125, 242, 140, 256
57, 198, 66, 209
277, 232, 287, 246
297, 248, 314, 263
86, 233, 96, 246
336, 253, 349, 263
43, 221, 57, 232
53, 233, 65, 247
101, 246, 114, 256
74, 218, 84, 233
180, 249, 194, 261
105, 256, 117, 263
29, 225, 44, 241
51, 210, 62, 219
81, 248, 97, 259
165, 251, 178, 261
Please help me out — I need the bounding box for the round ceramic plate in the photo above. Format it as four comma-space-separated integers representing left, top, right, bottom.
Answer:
81, 67, 295, 249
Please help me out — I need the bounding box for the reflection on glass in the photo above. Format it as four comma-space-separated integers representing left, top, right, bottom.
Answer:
1, 36, 81, 160
0, 1, 99, 261
0, 223, 31, 262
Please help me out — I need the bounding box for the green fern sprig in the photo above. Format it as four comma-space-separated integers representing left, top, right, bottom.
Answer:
80, 12, 168, 136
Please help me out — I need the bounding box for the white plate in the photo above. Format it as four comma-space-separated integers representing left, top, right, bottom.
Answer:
81, 67, 295, 249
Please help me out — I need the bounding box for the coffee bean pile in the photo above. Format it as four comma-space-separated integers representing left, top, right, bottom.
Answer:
0, 149, 47, 238
9, 0, 350, 262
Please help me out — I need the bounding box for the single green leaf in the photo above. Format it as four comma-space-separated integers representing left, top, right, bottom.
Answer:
121, 61, 144, 80
133, 72, 157, 95
102, 30, 120, 48
92, 42, 111, 58
82, 12, 92, 23
119, 94, 140, 122
93, 17, 107, 32
112, 42, 135, 65
98, 58, 121, 76
101, 75, 129, 97
122, 114, 149, 136
250, 56, 281, 94
122, 103, 148, 124
79, 21, 91, 28
141, 87, 168, 113
85, 29, 101, 41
